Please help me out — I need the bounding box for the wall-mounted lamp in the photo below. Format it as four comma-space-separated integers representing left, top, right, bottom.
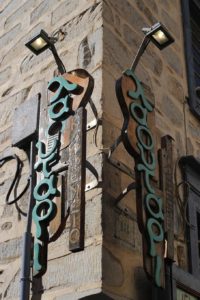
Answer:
131, 22, 174, 71
25, 29, 66, 74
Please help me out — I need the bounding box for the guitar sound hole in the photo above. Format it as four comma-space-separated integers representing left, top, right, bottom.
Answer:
149, 198, 159, 214
134, 106, 144, 119
48, 122, 62, 135
53, 102, 64, 113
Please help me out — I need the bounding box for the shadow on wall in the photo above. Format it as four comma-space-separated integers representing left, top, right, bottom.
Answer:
134, 267, 152, 300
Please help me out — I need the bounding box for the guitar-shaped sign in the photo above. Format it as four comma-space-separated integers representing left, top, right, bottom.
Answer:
33, 69, 94, 277
115, 68, 165, 288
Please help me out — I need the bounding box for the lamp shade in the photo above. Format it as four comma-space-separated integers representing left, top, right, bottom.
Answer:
25, 30, 52, 55
145, 22, 174, 50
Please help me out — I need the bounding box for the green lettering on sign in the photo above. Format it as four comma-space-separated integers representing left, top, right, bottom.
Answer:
32, 76, 78, 277
116, 68, 165, 287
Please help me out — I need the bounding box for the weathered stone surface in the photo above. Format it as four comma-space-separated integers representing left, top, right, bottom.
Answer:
187, 137, 194, 154
164, 47, 183, 77
108, 0, 146, 30
3, 269, 20, 299
0, 67, 11, 86
1, 221, 12, 230
1, 86, 14, 97
0, 258, 20, 300
175, 130, 185, 156
144, 47, 163, 76
1, 202, 14, 218
85, 195, 102, 239
0, 23, 21, 46
161, 9, 180, 40
4, 0, 36, 29
42, 245, 102, 290
104, 25, 131, 71
61, 3, 102, 44
167, 74, 184, 103
102, 248, 124, 286
78, 27, 103, 69
0, 238, 22, 262
0, 127, 11, 145
103, 70, 123, 126
103, 0, 114, 27
188, 121, 200, 140
0, 0, 22, 22
1, 22, 44, 67
86, 153, 103, 185
0, 87, 30, 130
135, 0, 158, 23
123, 23, 141, 52
115, 211, 136, 249
31, 0, 59, 24
51, 0, 79, 25
55, 288, 103, 300
21, 51, 49, 73
160, 95, 183, 127
79, 37, 92, 68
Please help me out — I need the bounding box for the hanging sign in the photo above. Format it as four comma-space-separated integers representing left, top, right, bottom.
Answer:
160, 135, 174, 261
116, 69, 165, 287
67, 107, 86, 251
32, 69, 93, 277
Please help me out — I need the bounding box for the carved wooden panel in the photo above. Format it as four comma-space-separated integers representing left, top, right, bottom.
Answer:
160, 135, 175, 260
67, 107, 86, 251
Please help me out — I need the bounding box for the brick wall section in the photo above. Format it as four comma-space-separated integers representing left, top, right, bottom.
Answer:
0, 0, 103, 299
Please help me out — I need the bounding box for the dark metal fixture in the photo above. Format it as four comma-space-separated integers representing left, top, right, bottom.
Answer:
25, 29, 66, 74
131, 22, 174, 71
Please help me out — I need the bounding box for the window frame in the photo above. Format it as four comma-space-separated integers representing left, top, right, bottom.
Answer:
179, 155, 200, 278
182, 0, 200, 119
155, 265, 200, 300
172, 265, 200, 299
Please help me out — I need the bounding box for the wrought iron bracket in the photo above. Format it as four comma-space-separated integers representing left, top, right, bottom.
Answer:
114, 182, 137, 220
85, 160, 101, 192
106, 133, 135, 179
85, 179, 99, 192
86, 119, 97, 131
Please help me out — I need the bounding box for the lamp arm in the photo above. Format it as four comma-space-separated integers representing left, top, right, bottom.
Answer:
50, 44, 66, 75
131, 35, 151, 72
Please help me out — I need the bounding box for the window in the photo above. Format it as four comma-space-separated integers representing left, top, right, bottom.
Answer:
171, 265, 200, 300
177, 288, 199, 300
182, 0, 200, 118
179, 156, 200, 278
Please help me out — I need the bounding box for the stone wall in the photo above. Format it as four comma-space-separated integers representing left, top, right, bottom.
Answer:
0, 0, 103, 299
101, 0, 198, 299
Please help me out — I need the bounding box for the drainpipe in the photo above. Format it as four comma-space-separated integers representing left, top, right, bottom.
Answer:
20, 141, 36, 300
